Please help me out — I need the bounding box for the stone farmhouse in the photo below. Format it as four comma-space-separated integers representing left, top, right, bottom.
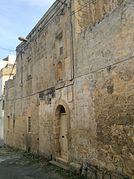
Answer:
4, 0, 134, 178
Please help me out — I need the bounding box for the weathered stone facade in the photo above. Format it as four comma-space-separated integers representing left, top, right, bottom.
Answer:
4, 0, 134, 178
0, 55, 16, 139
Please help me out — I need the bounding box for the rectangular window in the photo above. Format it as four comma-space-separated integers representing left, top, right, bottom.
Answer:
27, 58, 32, 80
7, 116, 10, 129
28, 117, 31, 133
2, 100, 5, 110
60, 46, 63, 55
13, 114, 16, 129
13, 119, 15, 129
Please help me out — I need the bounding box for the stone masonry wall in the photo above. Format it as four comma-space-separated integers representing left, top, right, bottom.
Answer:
74, 0, 124, 32
4, 0, 73, 158
4, 0, 134, 178
73, 0, 134, 178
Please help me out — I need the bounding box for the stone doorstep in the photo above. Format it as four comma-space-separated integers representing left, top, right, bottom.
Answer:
49, 160, 69, 170
69, 162, 81, 174
56, 157, 68, 165
49, 159, 82, 174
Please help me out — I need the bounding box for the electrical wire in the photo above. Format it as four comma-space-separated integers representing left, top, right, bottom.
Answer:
6, 0, 120, 101
8, 63, 16, 80
6, 55, 134, 102
19, 0, 95, 45
71, 0, 96, 16
6, 0, 99, 101
0, 47, 15, 52
9, 0, 65, 79
24, 1, 63, 44
8, 1, 63, 81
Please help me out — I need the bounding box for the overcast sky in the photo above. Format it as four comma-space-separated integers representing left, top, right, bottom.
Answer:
0, 0, 55, 60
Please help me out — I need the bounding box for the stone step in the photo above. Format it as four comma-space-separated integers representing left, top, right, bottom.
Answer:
49, 160, 69, 170
56, 157, 68, 165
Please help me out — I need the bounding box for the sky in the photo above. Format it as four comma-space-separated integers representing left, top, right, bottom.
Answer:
0, 0, 55, 60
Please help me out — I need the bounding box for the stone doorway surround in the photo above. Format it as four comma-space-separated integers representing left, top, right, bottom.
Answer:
53, 100, 70, 164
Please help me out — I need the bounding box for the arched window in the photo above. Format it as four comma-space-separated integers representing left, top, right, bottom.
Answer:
56, 105, 66, 114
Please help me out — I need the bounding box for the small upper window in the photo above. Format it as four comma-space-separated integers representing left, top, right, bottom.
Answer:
27, 58, 32, 80
60, 47, 63, 56
59, 105, 66, 113
28, 117, 32, 133
56, 61, 63, 81
2, 100, 5, 110
56, 105, 66, 115
7, 116, 10, 129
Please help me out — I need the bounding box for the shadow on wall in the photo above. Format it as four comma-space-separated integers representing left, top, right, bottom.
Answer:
0, 118, 3, 140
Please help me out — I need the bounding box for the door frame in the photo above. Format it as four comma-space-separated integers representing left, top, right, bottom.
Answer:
53, 100, 70, 162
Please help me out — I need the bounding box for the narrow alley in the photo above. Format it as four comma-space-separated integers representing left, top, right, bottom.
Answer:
0, 140, 79, 179
0, 1, 134, 179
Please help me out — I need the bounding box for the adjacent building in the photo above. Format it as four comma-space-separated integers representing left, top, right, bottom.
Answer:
0, 55, 16, 139
4, 0, 134, 178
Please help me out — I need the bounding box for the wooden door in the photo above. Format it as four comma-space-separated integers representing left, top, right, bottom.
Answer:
59, 114, 68, 160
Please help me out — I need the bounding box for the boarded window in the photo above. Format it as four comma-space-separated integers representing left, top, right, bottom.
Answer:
56, 61, 63, 81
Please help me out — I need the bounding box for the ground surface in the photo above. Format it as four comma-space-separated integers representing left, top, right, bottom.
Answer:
0, 141, 80, 179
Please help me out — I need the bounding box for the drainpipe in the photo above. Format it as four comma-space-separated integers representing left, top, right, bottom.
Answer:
13, 72, 16, 130
18, 37, 28, 112
18, 37, 28, 86
70, 0, 75, 81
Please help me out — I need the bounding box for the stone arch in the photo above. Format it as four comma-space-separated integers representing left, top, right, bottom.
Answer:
56, 105, 66, 114
53, 100, 70, 162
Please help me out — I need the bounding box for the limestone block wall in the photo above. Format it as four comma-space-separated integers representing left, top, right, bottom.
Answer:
38, 84, 74, 159
73, 0, 134, 178
4, 79, 16, 147
4, 0, 134, 178
74, 0, 124, 32
4, 0, 73, 157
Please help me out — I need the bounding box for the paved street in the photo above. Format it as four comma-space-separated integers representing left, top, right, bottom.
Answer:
0, 118, 3, 140
0, 140, 3, 147
0, 144, 79, 179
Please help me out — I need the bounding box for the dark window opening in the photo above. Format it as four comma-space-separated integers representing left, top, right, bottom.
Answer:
28, 147, 31, 153
28, 117, 31, 132
27, 59, 32, 80
2, 100, 5, 110
13, 114, 16, 129
59, 105, 66, 114
60, 46, 63, 55
56, 61, 63, 81
13, 119, 15, 129
7, 116, 10, 129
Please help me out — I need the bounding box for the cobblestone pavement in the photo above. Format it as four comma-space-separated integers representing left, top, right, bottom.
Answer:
0, 145, 80, 179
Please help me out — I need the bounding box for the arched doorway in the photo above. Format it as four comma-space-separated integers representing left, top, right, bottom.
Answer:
54, 105, 69, 161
